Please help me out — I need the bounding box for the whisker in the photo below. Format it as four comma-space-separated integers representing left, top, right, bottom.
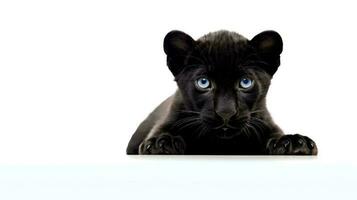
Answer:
173, 116, 202, 134
240, 123, 250, 139
178, 110, 200, 115
249, 109, 266, 115
196, 123, 208, 139
247, 117, 267, 144
173, 117, 200, 128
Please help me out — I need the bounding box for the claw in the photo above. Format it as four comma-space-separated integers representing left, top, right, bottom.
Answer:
298, 138, 304, 145
282, 139, 290, 148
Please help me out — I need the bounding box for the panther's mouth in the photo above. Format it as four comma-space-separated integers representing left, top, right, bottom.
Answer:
211, 124, 240, 139
213, 124, 239, 130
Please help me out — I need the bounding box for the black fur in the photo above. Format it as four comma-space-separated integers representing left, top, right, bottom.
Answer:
126, 30, 317, 155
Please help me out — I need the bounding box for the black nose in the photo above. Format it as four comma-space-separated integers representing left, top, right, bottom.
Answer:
215, 109, 236, 123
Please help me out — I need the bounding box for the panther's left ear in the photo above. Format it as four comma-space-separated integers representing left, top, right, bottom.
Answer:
250, 30, 283, 76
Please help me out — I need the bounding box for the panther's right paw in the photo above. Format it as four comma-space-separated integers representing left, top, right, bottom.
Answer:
139, 134, 185, 155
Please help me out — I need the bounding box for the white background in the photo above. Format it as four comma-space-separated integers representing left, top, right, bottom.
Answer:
1, 0, 357, 164
0, 0, 357, 199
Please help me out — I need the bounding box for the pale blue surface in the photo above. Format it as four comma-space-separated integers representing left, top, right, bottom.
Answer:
1, 156, 356, 200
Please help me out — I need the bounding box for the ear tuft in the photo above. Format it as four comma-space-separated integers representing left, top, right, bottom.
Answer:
251, 30, 283, 56
163, 30, 195, 76
250, 30, 283, 76
164, 30, 195, 56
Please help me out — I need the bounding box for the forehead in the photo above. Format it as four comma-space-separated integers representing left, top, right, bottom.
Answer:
185, 34, 256, 79
196, 31, 258, 66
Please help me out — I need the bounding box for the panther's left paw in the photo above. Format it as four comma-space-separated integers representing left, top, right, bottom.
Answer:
266, 134, 318, 155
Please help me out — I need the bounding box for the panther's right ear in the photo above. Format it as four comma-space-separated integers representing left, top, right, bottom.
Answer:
163, 30, 196, 76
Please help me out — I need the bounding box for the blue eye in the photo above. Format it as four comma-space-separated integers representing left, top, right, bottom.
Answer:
239, 78, 254, 89
196, 77, 211, 89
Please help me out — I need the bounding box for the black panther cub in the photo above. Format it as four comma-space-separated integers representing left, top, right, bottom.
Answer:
126, 30, 318, 155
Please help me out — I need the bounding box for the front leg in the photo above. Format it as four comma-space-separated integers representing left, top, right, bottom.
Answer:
266, 134, 318, 155
139, 133, 186, 155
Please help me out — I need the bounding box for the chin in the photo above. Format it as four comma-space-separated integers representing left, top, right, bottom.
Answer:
213, 128, 241, 139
